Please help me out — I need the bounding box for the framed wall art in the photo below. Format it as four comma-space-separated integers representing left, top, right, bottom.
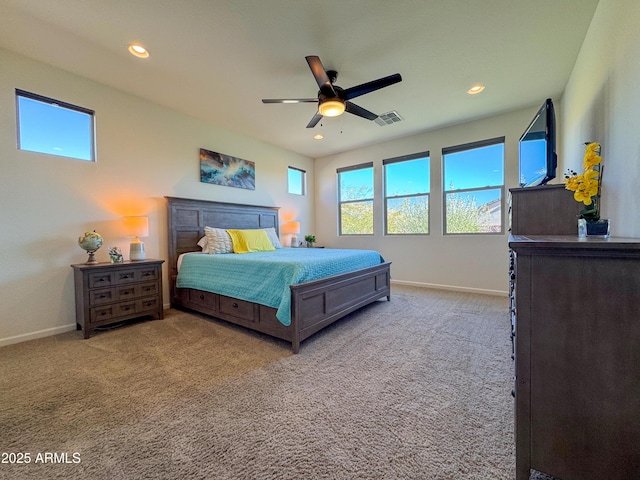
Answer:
200, 148, 255, 190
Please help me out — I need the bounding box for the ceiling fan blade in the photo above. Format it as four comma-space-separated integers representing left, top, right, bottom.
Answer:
306, 113, 323, 128
262, 98, 318, 104
305, 55, 337, 96
344, 73, 402, 100
345, 101, 378, 120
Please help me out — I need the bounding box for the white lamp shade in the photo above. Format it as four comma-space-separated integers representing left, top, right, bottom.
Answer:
283, 221, 300, 234
123, 216, 149, 238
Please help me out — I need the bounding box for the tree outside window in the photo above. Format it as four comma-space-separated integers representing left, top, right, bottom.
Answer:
384, 153, 430, 234
443, 138, 504, 234
337, 163, 374, 235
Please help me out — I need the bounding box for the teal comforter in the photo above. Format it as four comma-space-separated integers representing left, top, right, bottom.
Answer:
176, 248, 384, 326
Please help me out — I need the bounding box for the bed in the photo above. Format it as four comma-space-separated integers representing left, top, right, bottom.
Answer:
166, 197, 391, 353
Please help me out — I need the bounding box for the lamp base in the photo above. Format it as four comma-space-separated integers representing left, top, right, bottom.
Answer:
130, 238, 146, 261
290, 235, 298, 248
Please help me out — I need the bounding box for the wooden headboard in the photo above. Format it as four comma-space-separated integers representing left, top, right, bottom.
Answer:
165, 196, 280, 286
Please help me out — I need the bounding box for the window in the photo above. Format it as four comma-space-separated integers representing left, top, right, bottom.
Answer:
287, 167, 306, 195
443, 137, 504, 234
384, 152, 430, 234
337, 162, 374, 235
16, 89, 95, 161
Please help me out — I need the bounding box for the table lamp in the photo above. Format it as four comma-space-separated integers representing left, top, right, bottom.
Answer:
123, 216, 149, 261
284, 221, 300, 248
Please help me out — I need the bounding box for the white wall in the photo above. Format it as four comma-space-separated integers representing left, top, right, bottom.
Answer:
314, 106, 542, 295
0, 48, 313, 346
561, 0, 640, 238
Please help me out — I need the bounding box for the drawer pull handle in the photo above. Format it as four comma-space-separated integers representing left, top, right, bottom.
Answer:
199, 295, 205, 300
232, 302, 239, 308
123, 275, 130, 279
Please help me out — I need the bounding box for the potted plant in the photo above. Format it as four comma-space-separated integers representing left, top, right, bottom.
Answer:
564, 142, 609, 237
304, 235, 316, 248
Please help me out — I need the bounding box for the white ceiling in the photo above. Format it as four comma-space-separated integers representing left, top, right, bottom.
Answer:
0, 0, 599, 159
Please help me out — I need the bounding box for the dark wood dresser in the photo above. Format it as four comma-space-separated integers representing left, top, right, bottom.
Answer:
71, 259, 164, 338
509, 185, 640, 480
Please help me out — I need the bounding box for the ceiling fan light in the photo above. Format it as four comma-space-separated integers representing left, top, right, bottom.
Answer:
319, 99, 345, 117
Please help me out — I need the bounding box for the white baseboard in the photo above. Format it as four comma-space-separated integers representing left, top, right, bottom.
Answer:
1, 306, 173, 348
0, 324, 77, 348
391, 279, 508, 297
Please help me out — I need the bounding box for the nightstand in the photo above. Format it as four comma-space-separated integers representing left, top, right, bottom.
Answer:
71, 259, 164, 338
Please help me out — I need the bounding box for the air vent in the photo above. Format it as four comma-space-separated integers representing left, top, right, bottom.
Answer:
375, 111, 403, 126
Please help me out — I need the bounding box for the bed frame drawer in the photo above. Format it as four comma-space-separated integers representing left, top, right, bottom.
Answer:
219, 295, 257, 322
190, 289, 218, 309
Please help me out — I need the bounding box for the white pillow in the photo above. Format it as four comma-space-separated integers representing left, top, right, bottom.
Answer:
197, 236, 210, 254
264, 227, 282, 249
204, 226, 234, 254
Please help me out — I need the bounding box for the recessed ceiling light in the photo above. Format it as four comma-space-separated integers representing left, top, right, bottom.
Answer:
128, 44, 150, 58
467, 84, 485, 95
314, 134, 324, 140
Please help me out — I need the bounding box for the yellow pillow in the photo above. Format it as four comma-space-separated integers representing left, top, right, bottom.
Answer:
226, 229, 276, 253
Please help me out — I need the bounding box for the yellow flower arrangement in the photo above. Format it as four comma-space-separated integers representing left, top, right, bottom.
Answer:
564, 142, 603, 222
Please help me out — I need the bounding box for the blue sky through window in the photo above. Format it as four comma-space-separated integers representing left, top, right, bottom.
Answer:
288, 167, 304, 195
385, 157, 429, 197
444, 143, 504, 191
17, 95, 94, 161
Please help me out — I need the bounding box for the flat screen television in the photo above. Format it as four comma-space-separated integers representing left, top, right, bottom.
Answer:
518, 98, 557, 187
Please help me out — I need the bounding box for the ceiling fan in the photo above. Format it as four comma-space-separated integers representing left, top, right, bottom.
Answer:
262, 55, 402, 128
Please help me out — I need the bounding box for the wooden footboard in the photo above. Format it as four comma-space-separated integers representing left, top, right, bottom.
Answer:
290, 262, 391, 352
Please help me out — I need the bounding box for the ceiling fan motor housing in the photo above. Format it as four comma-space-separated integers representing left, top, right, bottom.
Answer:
326, 69, 339, 84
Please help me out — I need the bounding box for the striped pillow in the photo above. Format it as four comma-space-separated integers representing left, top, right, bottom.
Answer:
203, 226, 233, 254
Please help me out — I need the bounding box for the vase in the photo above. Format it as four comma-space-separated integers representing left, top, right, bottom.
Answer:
586, 219, 610, 238
577, 218, 587, 239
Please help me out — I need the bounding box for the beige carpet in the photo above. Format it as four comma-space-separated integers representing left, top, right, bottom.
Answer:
0, 285, 517, 479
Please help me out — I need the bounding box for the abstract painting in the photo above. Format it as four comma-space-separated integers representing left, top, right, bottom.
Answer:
200, 148, 255, 190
